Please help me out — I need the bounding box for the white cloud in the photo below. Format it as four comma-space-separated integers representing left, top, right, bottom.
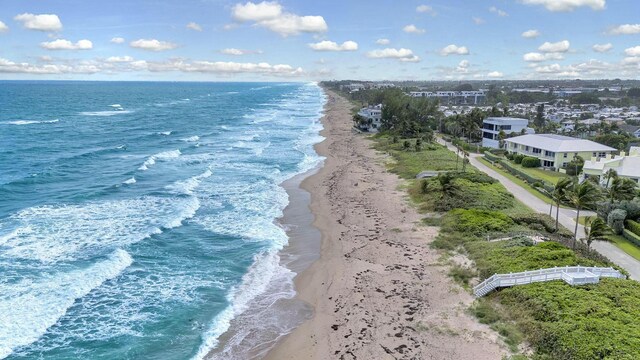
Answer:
231, 1, 327, 36
376, 38, 390, 45
521, 29, 540, 38
110, 37, 125, 44
487, 71, 504, 78
309, 40, 358, 52
0, 56, 305, 77
40, 39, 93, 50
520, 0, 605, 12
106, 56, 134, 63
14, 13, 62, 31
608, 24, 640, 35
523, 52, 564, 61
0, 21, 8, 32
457, 60, 470, 72
220, 48, 263, 55
403, 24, 425, 34
366, 48, 420, 62
440, 44, 469, 56
186, 22, 202, 31
592, 43, 613, 53
0, 57, 99, 74
473, 17, 486, 25
130, 39, 178, 51
416, 5, 437, 15
489, 6, 508, 16
538, 40, 570, 53
625, 46, 640, 57
232, 1, 282, 22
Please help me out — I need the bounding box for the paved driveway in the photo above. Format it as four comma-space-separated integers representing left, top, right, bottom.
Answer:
438, 138, 640, 280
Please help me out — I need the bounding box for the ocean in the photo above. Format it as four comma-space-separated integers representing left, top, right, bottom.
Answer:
0, 81, 326, 359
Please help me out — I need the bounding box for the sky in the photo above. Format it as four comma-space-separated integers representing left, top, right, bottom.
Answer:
0, 0, 639, 81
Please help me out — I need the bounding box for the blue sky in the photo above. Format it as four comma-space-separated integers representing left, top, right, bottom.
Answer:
0, 0, 639, 81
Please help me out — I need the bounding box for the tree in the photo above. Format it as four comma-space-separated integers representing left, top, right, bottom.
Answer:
566, 181, 602, 247
582, 217, 612, 249
534, 103, 545, 128
435, 173, 460, 199
498, 130, 506, 149
608, 177, 638, 204
552, 178, 573, 232
605, 169, 618, 187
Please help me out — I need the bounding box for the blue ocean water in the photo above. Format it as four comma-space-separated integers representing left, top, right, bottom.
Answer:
0, 81, 326, 359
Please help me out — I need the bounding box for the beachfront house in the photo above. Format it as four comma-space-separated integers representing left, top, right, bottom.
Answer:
481, 117, 534, 149
583, 147, 640, 186
504, 134, 616, 171
356, 104, 383, 132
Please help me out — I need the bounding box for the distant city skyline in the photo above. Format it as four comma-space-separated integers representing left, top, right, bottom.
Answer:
0, 0, 639, 81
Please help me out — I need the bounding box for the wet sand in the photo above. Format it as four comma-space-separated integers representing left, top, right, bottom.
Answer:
265, 89, 507, 359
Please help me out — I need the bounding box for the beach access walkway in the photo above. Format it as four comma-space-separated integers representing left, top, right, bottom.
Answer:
437, 137, 640, 281
473, 265, 626, 297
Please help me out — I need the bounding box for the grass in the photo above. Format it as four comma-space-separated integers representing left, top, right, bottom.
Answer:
478, 157, 555, 205
607, 234, 640, 261
505, 160, 569, 185
373, 136, 461, 179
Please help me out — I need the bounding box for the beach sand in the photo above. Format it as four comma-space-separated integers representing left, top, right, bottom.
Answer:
265, 89, 507, 359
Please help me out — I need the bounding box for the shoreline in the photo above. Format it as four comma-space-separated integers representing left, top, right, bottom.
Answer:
265, 89, 508, 359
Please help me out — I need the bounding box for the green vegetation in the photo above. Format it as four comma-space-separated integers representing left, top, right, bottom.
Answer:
372, 133, 640, 359
373, 136, 459, 178
520, 156, 540, 168
477, 158, 555, 205
609, 234, 640, 261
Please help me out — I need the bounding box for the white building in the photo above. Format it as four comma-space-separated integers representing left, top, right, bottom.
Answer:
356, 104, 383, 132
481, 117, 534, 149
583, 147, 640, 186
505, 134, 616, 171
408, 90, 486, 105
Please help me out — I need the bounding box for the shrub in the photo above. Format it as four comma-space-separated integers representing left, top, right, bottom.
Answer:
443, 209, 514, 236
449, 265, 476, 285
514, 154, 525, 164
509, 213, 556, 233
623, 229, 640, 247
607, 209, 627, 235
626, 219, 640, 237
521, 156, 541, 168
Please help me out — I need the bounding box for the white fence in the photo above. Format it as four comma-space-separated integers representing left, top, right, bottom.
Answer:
473, 266, 626, 297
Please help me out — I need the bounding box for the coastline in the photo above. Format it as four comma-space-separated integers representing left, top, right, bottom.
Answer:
265, 89, 508, 359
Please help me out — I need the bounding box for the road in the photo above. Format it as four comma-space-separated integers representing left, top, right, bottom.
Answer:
438, 138, 640, 280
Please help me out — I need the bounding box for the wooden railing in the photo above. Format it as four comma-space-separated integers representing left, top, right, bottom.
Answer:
473, 266, 625, 297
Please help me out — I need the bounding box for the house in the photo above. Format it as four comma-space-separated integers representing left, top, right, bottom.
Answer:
504, 134, 616, 171
481, 117, 534, 149
356, 104, 383, 132
583, 147, 640, 186
619, 124, 640, 138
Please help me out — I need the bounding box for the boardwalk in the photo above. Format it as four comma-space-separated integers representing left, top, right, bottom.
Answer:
474, 266, 626, 297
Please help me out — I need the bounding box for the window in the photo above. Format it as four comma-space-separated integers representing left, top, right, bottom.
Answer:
501, 125, 512, 130
545, 151, 554, 157
598, 152, 606, 157
525, 146, 530, 151
532, 148, 541, 154
563, 153, 568, 158
543, 160, 555, 168
593, 152, 597, 157
483, 132, 494, 139
562, 162, 568, 167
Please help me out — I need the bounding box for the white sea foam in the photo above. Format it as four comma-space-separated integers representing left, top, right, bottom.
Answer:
181, 136, 200, 142
109, 104, 122, 108
79, 110, 132, 117
165, 169, 212, 196
0, 196, 199, 263
123, 177, 136, 185
192, 249, 294, 360
158, 131, 172, 136
138, 149, 181, 171
0, 249, 133, 359
2, 119, 59, 125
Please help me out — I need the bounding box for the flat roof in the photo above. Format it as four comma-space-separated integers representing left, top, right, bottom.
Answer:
505, 134, 616, 153
484, 117, 528, 124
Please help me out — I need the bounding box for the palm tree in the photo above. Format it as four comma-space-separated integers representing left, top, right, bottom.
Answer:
435, 173, 460, 199
604, 168, 618, 187
552, 178, 574, 232
582, 217, 612, 249
566, 181, 602, 247
608, 177, 637, 204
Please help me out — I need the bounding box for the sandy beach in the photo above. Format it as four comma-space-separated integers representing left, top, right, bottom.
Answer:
265, 89, 507, 360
